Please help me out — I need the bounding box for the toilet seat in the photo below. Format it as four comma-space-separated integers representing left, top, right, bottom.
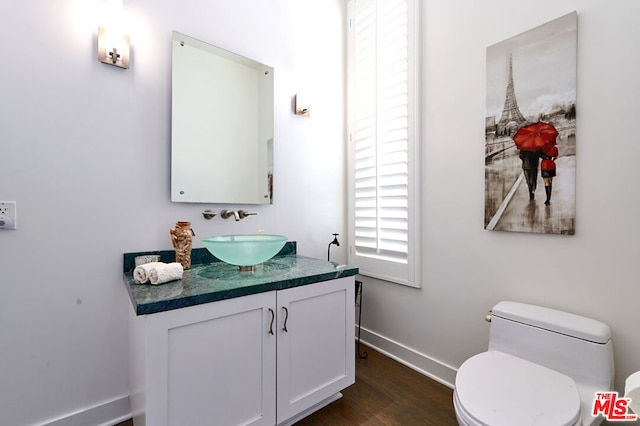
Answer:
454, 351, 581, 426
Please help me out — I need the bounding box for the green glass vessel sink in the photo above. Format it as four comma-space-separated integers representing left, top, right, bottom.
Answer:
202, 234, 287, 266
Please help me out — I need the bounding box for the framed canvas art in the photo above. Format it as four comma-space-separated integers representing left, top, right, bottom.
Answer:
484, 12, 577, 235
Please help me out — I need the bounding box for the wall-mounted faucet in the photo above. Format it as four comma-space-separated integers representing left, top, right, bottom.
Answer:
221, 210, 240, 221
221, 210, 257, 221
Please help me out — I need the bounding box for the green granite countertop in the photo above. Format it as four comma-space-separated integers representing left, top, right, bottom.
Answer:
123, 245, 358, 315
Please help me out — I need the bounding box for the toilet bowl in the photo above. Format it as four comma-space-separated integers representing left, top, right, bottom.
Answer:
453, 301, 614, 426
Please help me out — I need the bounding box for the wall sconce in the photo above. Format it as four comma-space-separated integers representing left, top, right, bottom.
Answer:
98, 27, 130, 69
295, 92, 310, 117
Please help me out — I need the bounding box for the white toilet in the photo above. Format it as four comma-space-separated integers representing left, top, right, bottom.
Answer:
453, 301, 614, 426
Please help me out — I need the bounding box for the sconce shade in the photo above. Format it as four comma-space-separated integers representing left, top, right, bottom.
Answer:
98, 27, 130, 69
295, 92, 310, 117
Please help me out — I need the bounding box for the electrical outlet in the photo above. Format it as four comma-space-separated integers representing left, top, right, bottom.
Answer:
0, 201, 17, 230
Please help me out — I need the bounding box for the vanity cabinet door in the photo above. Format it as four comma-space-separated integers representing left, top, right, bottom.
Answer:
276, 277, 355, 424
146, 291, 277, 426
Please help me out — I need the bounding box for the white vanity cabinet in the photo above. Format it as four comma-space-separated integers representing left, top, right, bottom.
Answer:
129, 276, 355, 426
275, 278, 355, 424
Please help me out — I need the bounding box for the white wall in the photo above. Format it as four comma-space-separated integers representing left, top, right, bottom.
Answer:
0, 0, 346, 424
360, 0, 640, 397
3, 1, 640, 425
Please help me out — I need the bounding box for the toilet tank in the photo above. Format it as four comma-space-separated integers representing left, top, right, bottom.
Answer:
488, 301, 614, 390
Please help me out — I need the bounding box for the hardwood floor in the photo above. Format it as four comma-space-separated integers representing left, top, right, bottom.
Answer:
116, 344, 458, 426
295, 344, 457, 426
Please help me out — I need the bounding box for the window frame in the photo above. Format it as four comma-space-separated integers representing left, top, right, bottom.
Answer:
347, 0, 421, 288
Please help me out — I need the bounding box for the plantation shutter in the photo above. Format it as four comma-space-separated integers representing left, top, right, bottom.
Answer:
349, 0, 419, 287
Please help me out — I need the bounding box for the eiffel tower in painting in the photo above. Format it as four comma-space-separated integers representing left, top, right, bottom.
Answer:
498, 54, 526, 132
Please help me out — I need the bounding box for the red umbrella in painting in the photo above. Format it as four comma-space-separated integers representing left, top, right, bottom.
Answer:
513, 121, 559, 152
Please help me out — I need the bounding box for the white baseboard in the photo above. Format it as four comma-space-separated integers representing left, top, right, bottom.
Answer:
37, 395, 131, 426
356, 325, 457, 389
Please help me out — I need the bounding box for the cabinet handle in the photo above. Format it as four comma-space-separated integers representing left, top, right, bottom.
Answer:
268, 308, 275, 335
282, 306, 289, 332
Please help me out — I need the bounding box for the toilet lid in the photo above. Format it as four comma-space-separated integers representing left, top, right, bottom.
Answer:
455, 351, 581, 426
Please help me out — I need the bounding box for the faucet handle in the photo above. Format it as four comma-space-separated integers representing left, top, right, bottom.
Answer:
238, 210, 257, 219
202, 209, 217, 220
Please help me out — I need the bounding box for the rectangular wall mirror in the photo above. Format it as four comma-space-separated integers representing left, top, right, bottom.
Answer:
171, 31, 274, 204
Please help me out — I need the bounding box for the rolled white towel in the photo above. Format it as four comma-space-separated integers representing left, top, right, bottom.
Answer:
134, 262, 164, 284
149, 262, 184, 285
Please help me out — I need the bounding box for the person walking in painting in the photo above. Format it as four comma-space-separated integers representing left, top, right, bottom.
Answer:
541, 144, 559, 205
519, 150, 541, 200
513, 121, 559, 202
